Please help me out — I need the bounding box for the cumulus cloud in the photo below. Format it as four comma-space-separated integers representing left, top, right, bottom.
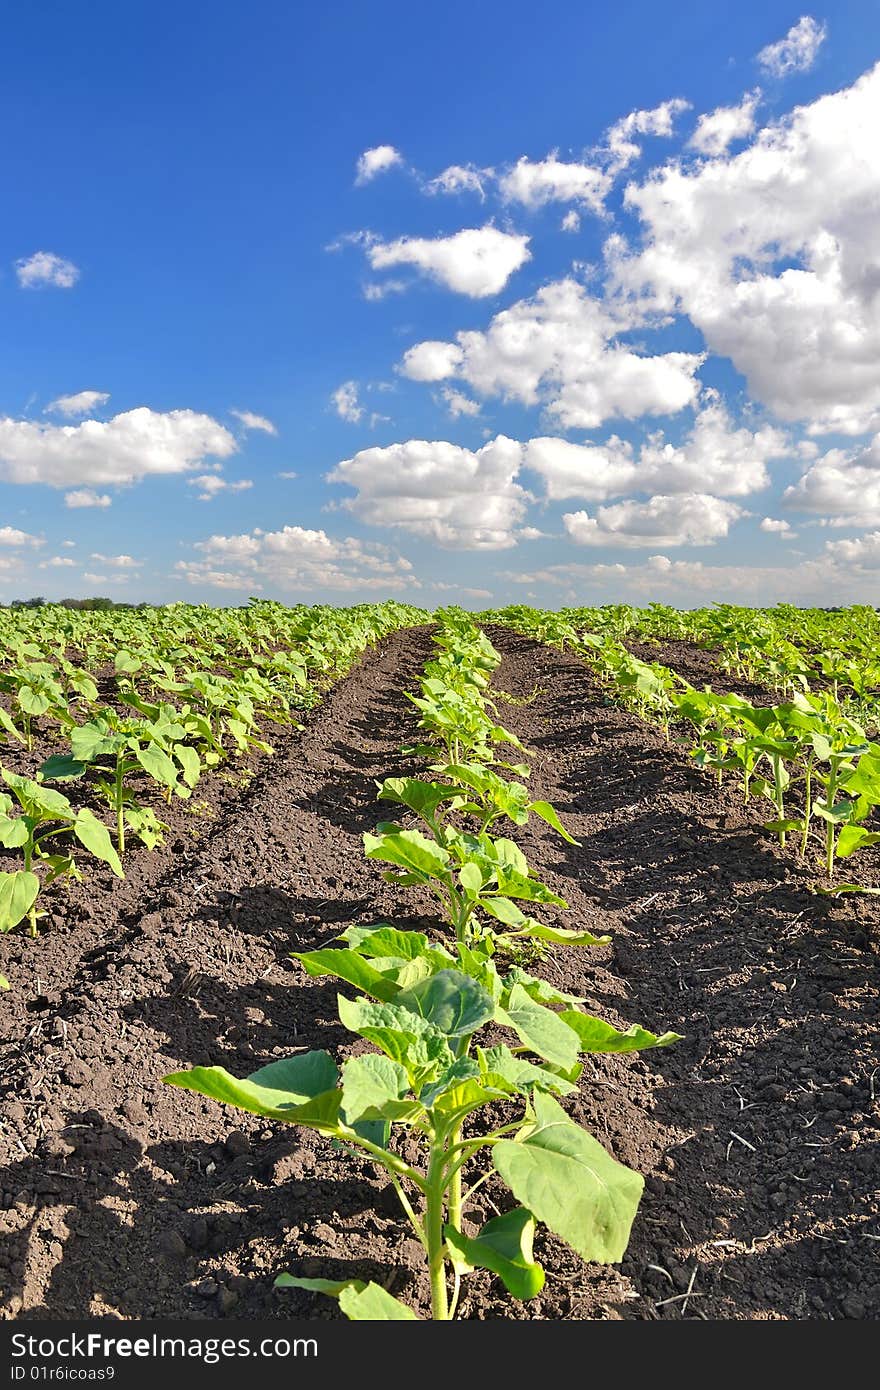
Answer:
0, 408, 236, 489
438, 387, 480, 418
230, 409, 277, 434
355, 145, 403, 185
784, 434, 880, 524
605, 98, 691, 173
367, 225, 531, 298
46, 391, 110, 418
90, 553, 141, 569
760, 516, 796, 537
15, 252, 80, 289
401, 278, 702, 429
178, 526, 417, 594
188, 475, 254, 501
498, 156, 610, 214
563, 493, 746, 547
561, 211, 581, 233
0, 526, 42, 548
39, 556, 76, 568
328, 435, 530, 549
65, 489, 111, 508
611, 63, 880, 434
332, 381, 364, 423
525, 395, 787, 500
689, 90, 761, 155
823, 531, 880, 567
425, 164, 488, 198
757, 16, 826, 78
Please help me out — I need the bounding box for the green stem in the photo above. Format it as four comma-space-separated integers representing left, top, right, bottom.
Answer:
800, 761, 812, 860
426, 1142, 450, 1321
826, 761, 838, 882
115, 758, 125, 855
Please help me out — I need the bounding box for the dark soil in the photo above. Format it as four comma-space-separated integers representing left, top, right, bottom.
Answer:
1, 625, 878, 1321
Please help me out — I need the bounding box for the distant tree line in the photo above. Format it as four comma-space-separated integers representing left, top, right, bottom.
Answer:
1, 596, 154, 611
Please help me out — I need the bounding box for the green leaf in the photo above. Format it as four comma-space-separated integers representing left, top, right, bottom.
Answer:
458, 860, 484, 898
527, 800, 579, 845
493, 1092, 643, 1264
396, 969, 495, 1038
814, 881, 880, 897
837, 825, 880, 858
558, 1011, 682, 1053
496, 984, 581, 1071
363, 828, 451, 881
0, 871, 40, 933
377, 777, 461, 820
507, 919, 611, 948
162, 1051, 340, 1123
2, 770, 74, 819
340, 924, 447, 961
292, 948, 401, 1002
478, 1044, 578, 1096
340, 1053, 414, 1124
0, 816, 29, 849
175, 744, 201, 788
339, 1283, 419, 1320
445, 1208, 545, 1299
136, 745, 179, 790
38, 754, 87, 781
74, 810, 124, 877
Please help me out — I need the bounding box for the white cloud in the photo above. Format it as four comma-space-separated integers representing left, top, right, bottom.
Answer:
188, 474, 254, 501
0, 408, 236, 489
401, 278, 703, 428
367, 225, 531, 298
363, 278, 409, 301
277, 470, 298, 480
328, 435, 530, 549
61, 539, 76, 547
563, 493, 746, 547
46, 390, 110, 418
561, 211, 581, 233
355, 145, 403, 185
438, 387, 480, 418
15, 252, 80, 289
425, 164, 488, 198
332, 381, 364, 423
81, 573, 111, 584
612, 63, 880, 435
760, 516, 796, 537
0, 526, 42, 548
230, 409, 277, 434
605, 98, 691, 173
179, 526, 416, 594
823, 531, 880, 567
689, 90, 761, 155
784, 434, 880, 524
65, 489, 111, 509
525, 395, 787, 501
499, 156, 610, 214
39, 556, 76, 568
90, 553, 141, 568
757, 16, 826, 78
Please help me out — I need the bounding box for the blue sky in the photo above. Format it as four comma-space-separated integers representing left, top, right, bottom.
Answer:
2, 2, 880, 607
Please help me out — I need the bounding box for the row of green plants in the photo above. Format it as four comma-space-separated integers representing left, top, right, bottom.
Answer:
486, 606, 880, 898
164, 610, 679, 1320
0, 600, 427, 937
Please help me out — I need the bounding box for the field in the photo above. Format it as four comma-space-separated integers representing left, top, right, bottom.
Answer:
1, 600, 878, 1321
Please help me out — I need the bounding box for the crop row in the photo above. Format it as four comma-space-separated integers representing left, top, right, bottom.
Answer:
0, 600, 427, 947
489, 606, 880, 899
163, 610, 679, 1321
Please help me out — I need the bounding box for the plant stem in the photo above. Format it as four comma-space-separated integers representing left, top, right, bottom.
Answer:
115, 758, 125, 854
425, 1143, 449, 1321
800, 761, 812, 859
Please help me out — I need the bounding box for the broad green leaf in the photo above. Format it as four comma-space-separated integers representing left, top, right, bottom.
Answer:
38, 754, 87, 781
445, 1208, 544, 1299
508, 919, 611, 948
340, 925, 447, 962
175, 744, 201, 788
558, 1011, 682, 1053
478, 1044, 578, 1096
501, 968, 584, 1007
74, 810, 124, 877
494, 869, 568, 908
527, 800, 579, 845
377, 777, 461, 819
419, 1058, 482, 1108
339, 1283, 419, 1321
458, 861, 484, 897
494, 1091, 643, 1264
0, 816, 29, 849
2, 770, 74, 819
340, 1053, 414, 1124
396, 969, 495, 1038
136, 745, 179, 789
163, 1051, 340, 1123
293, 948, 401, 1002
837, 825, 880, 858
814, 881, 880, 897
496, 985, 581, 1071
363, 828, 451, 880
0, 870, 40, 933
276, 1275, 363, 1295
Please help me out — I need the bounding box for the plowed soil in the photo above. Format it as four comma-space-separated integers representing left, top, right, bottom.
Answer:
1, 625, 878, 1322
